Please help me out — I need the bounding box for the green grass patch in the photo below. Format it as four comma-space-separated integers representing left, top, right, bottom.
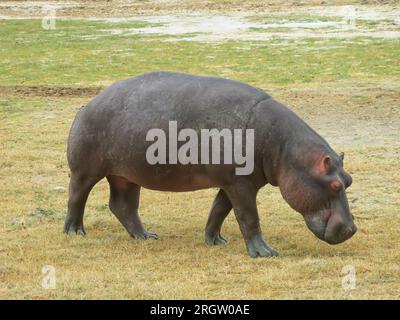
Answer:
0, 19, 399, 88
355, 19, 396, 29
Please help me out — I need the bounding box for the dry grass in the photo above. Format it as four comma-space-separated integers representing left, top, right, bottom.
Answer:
1, 86, 399, 299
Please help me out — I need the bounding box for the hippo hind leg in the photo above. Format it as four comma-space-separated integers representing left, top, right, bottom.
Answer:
107, 175, 158, 240
205, 189, 232, 245
64, 172, 103, 235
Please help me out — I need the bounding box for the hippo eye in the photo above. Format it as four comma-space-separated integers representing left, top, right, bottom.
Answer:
330, 179, 343, 192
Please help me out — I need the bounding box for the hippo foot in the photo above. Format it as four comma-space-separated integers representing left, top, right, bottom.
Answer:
205, 233, 227, 246
131, 230, 159, 240
63, 217, 86, 236
246, 234, 278, 258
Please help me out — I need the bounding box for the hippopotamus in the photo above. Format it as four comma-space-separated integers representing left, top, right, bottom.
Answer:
64, 71, 356, 257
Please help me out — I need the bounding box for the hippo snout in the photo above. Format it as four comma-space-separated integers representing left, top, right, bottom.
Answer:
324, 222, 357, 245
304, 210, 357, 245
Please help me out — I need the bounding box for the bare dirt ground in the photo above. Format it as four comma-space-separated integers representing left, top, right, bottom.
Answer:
0, 85, 102, 97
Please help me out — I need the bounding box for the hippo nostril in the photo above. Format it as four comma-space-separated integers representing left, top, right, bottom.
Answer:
346, 225, 357, 237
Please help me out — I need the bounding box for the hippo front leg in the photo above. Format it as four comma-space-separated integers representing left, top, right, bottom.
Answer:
223, 182, 278, 258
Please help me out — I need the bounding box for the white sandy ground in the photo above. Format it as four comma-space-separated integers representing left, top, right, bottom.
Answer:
0, 2, 399, 41
93, 14, 400, 41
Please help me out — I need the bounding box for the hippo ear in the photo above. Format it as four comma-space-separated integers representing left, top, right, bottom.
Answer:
339, 152, 345, 161
323, 155, 331, 171
316, 155, 331, 174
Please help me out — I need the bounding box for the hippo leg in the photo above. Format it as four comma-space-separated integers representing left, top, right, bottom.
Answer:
64, 172, 102, 235
223, 183, 278, 258
205, 189, 232, 246
107, 175, 158, 240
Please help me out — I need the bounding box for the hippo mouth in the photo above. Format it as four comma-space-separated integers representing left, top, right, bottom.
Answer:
303, 201, 357, 245
304, 209, 331, 241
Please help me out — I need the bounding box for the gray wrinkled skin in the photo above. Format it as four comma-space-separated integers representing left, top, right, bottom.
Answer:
64, 71, 356, 258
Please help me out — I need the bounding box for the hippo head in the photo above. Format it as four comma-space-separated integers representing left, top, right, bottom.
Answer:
278, 149, 356, 245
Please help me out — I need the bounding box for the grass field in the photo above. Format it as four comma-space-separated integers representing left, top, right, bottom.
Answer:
0, 1, 399, 299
